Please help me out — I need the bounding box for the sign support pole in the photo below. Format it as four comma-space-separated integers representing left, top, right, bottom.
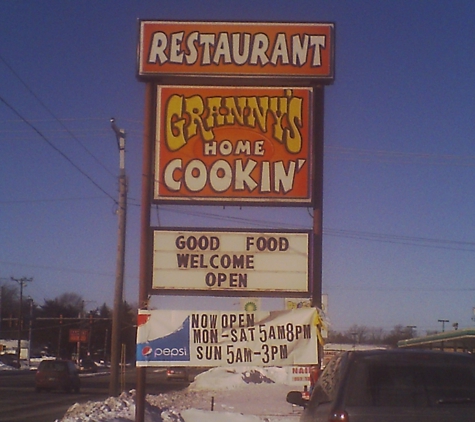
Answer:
312, 86, 324, 366
135, 82, 155, 422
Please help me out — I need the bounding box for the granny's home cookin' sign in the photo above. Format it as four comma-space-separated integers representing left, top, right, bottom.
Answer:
155, 85, 314, 204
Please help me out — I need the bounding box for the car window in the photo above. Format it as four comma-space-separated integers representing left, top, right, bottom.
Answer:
39, 361, 67, 371
68, 362, 78, 373
345, 354, 475, 407
309, 353, 344, 404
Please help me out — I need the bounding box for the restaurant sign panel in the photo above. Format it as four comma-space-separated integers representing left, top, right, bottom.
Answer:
154, 85, 314, 205
136, 308, 319, 367
151, 228, 310, 295
138, 21, 334, 81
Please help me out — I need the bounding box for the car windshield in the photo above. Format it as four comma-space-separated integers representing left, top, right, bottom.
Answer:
345, 353, 475, 407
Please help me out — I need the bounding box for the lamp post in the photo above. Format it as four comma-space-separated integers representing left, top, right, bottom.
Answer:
438, 319, 449, 332
406, 325, 417, 337
27, 298, 33, 368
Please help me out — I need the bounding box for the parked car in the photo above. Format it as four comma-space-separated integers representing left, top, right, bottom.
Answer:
287, 349, 475, 422
35, 359, 80, 393
78, 358, 98, 373
166, 366, 189, 381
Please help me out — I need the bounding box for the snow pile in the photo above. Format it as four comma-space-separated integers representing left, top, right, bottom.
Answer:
57, 367, 301, 422
57, 391, 164, 422
0, 361, 16, 371
189, 366, 285, 391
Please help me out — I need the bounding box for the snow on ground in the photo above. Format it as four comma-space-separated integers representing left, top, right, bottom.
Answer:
57, 366, 302, 422
0, 361, 16, 370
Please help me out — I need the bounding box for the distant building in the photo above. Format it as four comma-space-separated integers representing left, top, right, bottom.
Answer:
0, 339, 29, 359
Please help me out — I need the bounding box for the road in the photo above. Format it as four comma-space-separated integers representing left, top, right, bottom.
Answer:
0, 367, 190, 422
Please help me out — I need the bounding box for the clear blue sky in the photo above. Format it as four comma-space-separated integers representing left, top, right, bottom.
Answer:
1, 0, 475, 335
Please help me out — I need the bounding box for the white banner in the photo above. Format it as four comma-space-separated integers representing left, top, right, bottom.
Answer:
136, 308, 319, 367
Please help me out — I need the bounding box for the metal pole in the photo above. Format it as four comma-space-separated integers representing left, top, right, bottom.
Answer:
28, 299, 33, 368
136, 82, 155, 422
104, 327, 109, 365
406, 325, 417, 337
0, 285, 3, 336
87, 313, 93, 356
438, 319, 449, 332
109, 118, 127, 396
57, 315, 63, 358
311, 87, 324, 367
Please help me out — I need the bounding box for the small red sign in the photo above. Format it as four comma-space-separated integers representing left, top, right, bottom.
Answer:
69, 329, 89, 343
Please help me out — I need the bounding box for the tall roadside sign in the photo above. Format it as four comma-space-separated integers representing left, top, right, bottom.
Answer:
135, 20, 334, 422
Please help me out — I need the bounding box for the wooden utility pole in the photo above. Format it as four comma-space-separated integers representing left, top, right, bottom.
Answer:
109, 118, 127, 396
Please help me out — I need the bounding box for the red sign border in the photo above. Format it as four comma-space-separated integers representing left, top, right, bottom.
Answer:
153, 85, 316, 206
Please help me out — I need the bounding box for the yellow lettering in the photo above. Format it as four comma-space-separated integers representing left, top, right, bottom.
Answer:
184, 95, 214, 142
164, 90, 304, 152
284, 94, 303, 153
246, 96, 268, 133
165, 94, 186, 151
205, 97, 226, 129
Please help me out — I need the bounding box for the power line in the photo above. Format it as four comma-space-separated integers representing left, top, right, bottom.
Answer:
0, 54, 115, 177
0, 196, 107, 205
325, 285, 475, 292
326, 146, 475, 167
0, 94, 117, 203
325, 228, 475, 252
0, 260, 118, 277
153, 205, 305, 229
152, 206, 475, 252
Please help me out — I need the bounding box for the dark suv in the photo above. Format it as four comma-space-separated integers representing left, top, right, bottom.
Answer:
287, 349, 475, 422
35, 359, 80, 393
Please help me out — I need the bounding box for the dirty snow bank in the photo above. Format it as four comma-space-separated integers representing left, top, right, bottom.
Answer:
58, 366, 301, 422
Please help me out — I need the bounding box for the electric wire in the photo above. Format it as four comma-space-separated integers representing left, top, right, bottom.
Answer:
0, 196, 106, 204
325, 228, 475, 252
0, 54, 115, 177
326, 146, 475, 167
152, 206, 475, 253
152, 204, 306, 229
0, 94, 117, 203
